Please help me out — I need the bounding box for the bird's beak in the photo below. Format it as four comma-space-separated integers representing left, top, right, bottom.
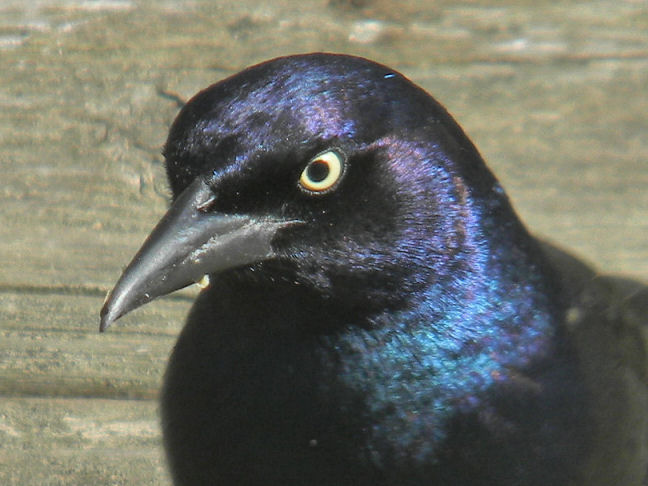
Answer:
99, 177, 293, 332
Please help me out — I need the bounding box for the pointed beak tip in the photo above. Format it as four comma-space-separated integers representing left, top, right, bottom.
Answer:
99, 289, 113, 332
99, 294, 121, 332
99, 306, 112, 333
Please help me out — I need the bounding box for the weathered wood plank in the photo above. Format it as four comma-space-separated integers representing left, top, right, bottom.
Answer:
0, 290, 190, 398
0, 397, 170, 485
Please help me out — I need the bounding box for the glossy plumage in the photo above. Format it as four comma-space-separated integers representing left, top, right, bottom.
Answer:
100, 53, 648, 485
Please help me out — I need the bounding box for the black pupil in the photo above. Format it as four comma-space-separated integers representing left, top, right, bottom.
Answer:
307, 160, 330, 182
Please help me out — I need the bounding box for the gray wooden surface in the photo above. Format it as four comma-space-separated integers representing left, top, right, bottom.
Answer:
1, 0, 646, 484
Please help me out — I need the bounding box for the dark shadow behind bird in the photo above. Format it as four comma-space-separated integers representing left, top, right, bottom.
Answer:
99, 53, 648, 486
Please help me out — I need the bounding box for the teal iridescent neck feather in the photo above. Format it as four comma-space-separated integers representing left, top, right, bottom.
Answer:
319, 158, 558, 466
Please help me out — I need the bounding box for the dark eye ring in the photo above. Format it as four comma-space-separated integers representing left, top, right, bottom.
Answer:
299, 150, 345, 194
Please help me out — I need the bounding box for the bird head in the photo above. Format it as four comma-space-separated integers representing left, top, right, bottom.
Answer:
100, 53, 516, 331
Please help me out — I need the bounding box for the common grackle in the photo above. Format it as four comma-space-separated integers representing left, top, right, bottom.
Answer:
100, 53, 648, 486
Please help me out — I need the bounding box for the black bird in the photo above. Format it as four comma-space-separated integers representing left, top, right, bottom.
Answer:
100, 53, 648, 486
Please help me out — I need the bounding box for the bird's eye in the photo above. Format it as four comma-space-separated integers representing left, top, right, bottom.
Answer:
299, 150, 345, 194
